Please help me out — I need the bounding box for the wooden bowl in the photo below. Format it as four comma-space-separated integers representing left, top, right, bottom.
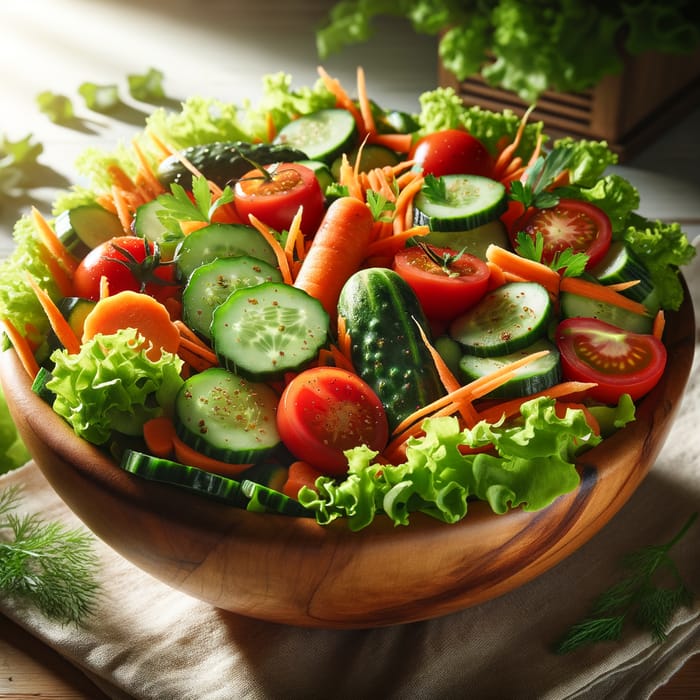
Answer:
0, 287, 694, 629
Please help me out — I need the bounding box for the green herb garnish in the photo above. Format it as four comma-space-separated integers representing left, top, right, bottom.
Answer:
128, 67, 166, 102
0, 486, 100, 624
509, 144, 575, 210
556, 512, 697, 653
366, 190, 395, 222
515, 231, 588, 278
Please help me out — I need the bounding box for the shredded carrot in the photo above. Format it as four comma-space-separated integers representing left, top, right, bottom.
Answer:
653, 309, 666, 339
171, 432, 252, 477
25, 274, 81, 355
356, 66, 376, 135
247, 214, 294, 285
284, 206, 305, 268
179, 346, 218, 373
1, 318, 40, 379
476, 381, 598, 424
485, 244, 561, 297
317, 66, 364, 135
106, 164, 138, 193
486, 260, 507, 289
31, 208, 78, 276
179, 220, 209, 236
145, 128, 176, 159
605, 279, 640, 292
265, 111, 277, 142
492, 105, 535, 181
95, 193, 119, 215
99, 275, 110, 299
368, 131, 413, 154
365, 225, 429, 259
37, 245, 74, 298
111, 185, 135, 232
81, 290, 180, 361
336, 314, 353, 361
559, 276, 650, 316
178, 335, 218, 366
143, 416, 177, 458
131, 137, 166, 199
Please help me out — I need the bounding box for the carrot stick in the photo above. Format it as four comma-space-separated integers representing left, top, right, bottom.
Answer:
81, 290, 180, 361
178, 335, 218, 366
485, 244, 561, 297
475, 381, 597, 424
143, 416, 177, 458
368, 132, 413, 153
317, 66, 364, 134
486, 261, 507, 289
99, 275, 110, 299
284, 205, 305, 266
605, 279, 640, 292
365, 225, 429, 259
492, 105, 535, 180
37, 245, 74, 298
652, 309, 665, 339
247, 214, 294, 284
559, 276, 650, 316
25, 274, 81, 355
356, 66, 376, 135
179, 220, 209, 236
171, 432, 252, 477
1, 319, 40, 379
107, 164, 138, 193
414, 319, 460, 393
131, 137, 166, 198
111, 185, 135, 232
293, 197, 375, 318
31, 208, 78, 276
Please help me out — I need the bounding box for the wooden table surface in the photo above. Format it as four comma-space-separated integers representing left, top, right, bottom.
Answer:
1, 0, 699, 697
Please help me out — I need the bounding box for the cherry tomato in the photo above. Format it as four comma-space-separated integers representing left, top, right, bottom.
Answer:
392, 244, 491, 322
510, 199, 612, 270
409, 129, 492, 178
555, 317, 667, 404
73, 236, 180, 303
276, 367, 389, 476
234, 162, 325, 235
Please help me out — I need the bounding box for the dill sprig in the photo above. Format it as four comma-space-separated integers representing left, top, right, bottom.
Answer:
556, 512, 697, 653
0, 485, 101, 624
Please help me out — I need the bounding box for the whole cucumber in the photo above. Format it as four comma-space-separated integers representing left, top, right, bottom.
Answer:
337, 268, 445, 431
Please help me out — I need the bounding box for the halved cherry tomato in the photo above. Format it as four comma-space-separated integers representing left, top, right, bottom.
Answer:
509, 199, 612, 269
234, 162, 325, 235
409, 129, 492, 178
73, 236, 180, 303
276, 367, 389, 476
392, 244, 491, 322
555, 317, 667, 404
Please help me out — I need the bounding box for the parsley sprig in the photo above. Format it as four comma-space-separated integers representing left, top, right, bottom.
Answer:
515, 230, 589, 277
509, 144, 575, 210
0, 486, 100, 624
556, 512, 697, 653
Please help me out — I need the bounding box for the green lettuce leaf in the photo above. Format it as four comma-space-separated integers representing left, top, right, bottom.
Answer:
0, 385, 30, 474
47, 328, 184, 445
299, 397, 600, 530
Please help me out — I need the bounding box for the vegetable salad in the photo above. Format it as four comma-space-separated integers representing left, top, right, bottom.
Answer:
0, 68, 694, 530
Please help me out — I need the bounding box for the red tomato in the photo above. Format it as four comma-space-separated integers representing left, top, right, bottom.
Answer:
73, 236, 180, 303
409, 129, 492, 177
282, 460, 325, 500
509, 199, 612, 269
276, 367, 389, 476
555, 317, 667, 404
392, 244, 490, 322
234, 162, 325, 235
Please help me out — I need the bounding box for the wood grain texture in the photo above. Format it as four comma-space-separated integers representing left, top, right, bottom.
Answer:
0, 289, 694, 629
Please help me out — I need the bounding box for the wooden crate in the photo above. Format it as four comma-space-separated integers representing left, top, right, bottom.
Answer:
439, 48, 700, 162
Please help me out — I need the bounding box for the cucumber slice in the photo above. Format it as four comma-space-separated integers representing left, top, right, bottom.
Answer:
175, 223, 278, 283
589, 241, 657, 308
54, 204, 125, 258
132, 199, 182, 260
330, 143, 400, 179
413, 174, 507, 231
211, 282, 330, 381
559, 290, 654, 334
31, 366, 55, 405
458, 339, 562, 398
449, 282, 553, 357
174, 367, 281, 464
120, 450, 311, 516
418, 220, 511, 260
182, 256, 283, 341
297, 159, 335, 195
274, 109, 357, 164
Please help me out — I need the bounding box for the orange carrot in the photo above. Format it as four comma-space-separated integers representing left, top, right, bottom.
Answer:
178, 335, 218, 367
293, 197, 375, 318
368, 131, 413, 153
365, 224, 429, 259
653, 309, 665, 339
317, 66, 364, 134
476, 381, 598, 424
99, 275, 110, 299
171, 432, 252, 477
179, 220, 209, 236
143, 416, 177, 458
486, 260, 507, 289
559, 276, 650, 316
247, 214, 294, 285
25, 274, 81, 355
81, 290, 180, 361
37, 245, 74, 298
284, 205, 306, 267
605, 279, 640, 292
112, 185, 135, 232
485, 244, 561, 297
492, 105, 535, 180
1, 318, 40, 378
31, 208, 78, 276
131, 137, 166, 199
356, 66, 376, 134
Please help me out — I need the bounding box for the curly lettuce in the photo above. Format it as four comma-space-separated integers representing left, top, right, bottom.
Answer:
0, 385, 30, 474
46, 328, 184, 445
299, 397, 603, 530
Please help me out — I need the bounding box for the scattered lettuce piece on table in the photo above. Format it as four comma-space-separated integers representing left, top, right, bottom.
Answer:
78, 82, 120, 113
0, 386, 30, 474
36, 91, 75, 123
299, 397, 601, 530
47, 328, 184, 445
127, 68, 166, 102
0, 133, 44, 199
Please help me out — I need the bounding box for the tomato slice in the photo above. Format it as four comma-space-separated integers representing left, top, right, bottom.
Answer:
392, 244, 490, 322
409, 129, 492, 178
276, 367, 389, 476
555, 317, 667, 404
234, 162, 325, 235
510, 199, 612, 269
